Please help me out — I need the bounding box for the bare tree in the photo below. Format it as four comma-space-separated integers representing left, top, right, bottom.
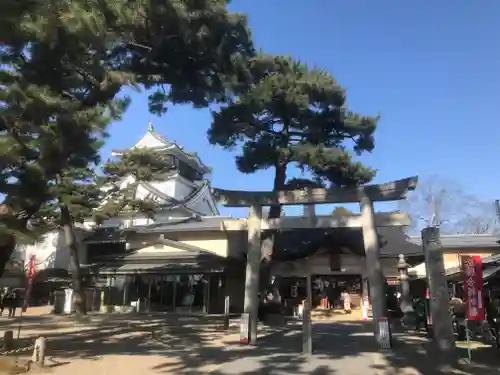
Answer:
399, 175, 498, 234
453, 200, 500, 234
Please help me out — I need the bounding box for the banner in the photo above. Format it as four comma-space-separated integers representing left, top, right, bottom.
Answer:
461, 255, 485, 321
22, 255, 37, 312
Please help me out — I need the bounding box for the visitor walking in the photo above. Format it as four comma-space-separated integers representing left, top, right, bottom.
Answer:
6, 289, 21, 318
413, 296, 427, 331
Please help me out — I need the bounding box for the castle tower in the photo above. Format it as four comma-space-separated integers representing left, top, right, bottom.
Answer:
107, 122, 219, 224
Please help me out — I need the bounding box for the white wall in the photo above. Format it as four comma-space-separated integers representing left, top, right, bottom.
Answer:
172, 177, 193, 201
148, 180, 177, 200
21, 230, 88, 271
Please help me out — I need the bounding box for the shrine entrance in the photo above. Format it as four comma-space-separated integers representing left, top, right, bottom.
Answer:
213, 176, 418, 350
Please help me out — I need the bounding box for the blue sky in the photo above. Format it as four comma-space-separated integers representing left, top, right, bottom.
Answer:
101, 0, 500, 217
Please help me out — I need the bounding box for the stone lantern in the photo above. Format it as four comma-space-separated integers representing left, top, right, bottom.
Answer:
397, 254, 415, 326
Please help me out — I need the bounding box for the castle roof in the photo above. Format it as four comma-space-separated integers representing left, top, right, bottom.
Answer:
111, 122, 210, 173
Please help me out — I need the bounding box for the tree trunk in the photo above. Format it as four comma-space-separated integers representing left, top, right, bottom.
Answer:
0, 210, 32, 279
0, 235, 16, 279
60, 204, 86, 316
259, 163, 287, 291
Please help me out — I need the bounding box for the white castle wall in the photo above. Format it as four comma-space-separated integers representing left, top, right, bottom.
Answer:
24, 127, 219, 271
20, 230, 88, 271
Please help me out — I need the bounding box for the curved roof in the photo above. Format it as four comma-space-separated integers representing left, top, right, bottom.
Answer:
112, 124, 211, 173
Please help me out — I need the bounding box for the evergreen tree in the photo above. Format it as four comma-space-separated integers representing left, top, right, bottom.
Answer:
332, 206, 355, 218
124, 0, 255, 113
0, 0, 132, 314
208, 55, 378, 284
0, 0, 255, 294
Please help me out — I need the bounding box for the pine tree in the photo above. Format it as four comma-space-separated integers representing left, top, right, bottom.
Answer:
124, 0, 255, 113
332, 206, 355, 218
0, 0, 255, 298
208, 54, 378, 285
0, 0, 132, 314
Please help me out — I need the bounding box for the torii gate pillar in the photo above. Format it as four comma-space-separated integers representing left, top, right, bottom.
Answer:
243, 203, 262, 345
360, 192, 387, 330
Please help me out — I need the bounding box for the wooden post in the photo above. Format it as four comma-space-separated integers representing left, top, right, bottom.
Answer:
302, 204, 315, 355
361, 277, 370, 320
359, 193, 387, 338
243, 203, 262, 345
223, 296, 230, 331
32, 337, 47, 367
3, 330, 13, 350
302, 259, 313, 355
422, 227, 456, 363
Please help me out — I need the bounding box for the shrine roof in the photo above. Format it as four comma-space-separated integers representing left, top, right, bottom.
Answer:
83, 238, 235, 275
407, 233, 500, 249
84, 217, 423, 261
83, 226, 127, 244
128, 216, 227, 234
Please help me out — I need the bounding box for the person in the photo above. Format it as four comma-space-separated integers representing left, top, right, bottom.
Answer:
450, 295, 467, 340
413, 296, 427, 331
341, 290, 351, 314
6, 289, 20, 318
0, 288, 7, 316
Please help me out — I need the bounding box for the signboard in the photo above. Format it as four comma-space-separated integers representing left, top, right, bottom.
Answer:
386, 277, 400, 286
22, 255, 36, 312
223, 296, 230, 330
362, 296, 369, 320
240, 313, 250, 344
377, 317, 391, 349
461, 255, 485, 321
329, 253, 340, 271
64, 289, 74, 314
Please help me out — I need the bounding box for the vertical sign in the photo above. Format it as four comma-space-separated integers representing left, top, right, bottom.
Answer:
240, 313, 250, 344
377, 317, 392, 348
22, 255, 36, 312
461, 255, 485, 321
223, 296, 230, 330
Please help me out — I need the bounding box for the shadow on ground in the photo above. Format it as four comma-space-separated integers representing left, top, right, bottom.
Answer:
1, 314, 500, 374
372, 327, 500, 375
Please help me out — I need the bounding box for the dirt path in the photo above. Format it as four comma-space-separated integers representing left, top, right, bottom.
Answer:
0, 313, 243, 374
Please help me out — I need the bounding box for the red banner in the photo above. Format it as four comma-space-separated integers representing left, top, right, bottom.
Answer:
461, 255, 485, 321
22, 255, 36, 312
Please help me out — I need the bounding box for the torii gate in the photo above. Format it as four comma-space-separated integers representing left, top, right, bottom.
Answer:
212, 176, 418, 346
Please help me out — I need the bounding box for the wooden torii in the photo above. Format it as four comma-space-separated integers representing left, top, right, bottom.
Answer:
212, 176, 418, 346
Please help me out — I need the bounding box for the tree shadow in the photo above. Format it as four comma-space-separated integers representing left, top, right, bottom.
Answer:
2, 315, 379, 374
2, 314, 499, 374
372, 328, 500, 375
